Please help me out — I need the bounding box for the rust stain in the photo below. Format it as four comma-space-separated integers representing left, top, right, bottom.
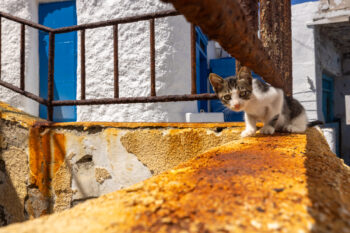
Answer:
52, 133, 66, 176
29, 128, 66, 198
29, 127, 51, 196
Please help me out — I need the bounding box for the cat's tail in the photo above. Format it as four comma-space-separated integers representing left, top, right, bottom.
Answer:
307, 120, 324, 127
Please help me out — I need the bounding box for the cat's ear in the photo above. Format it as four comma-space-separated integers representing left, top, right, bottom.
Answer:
237, 66, 252, 85
209, 73, 224, 92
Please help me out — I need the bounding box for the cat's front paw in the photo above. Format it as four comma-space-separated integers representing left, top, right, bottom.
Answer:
241, 129, 256, 138
260, 125, 275, 135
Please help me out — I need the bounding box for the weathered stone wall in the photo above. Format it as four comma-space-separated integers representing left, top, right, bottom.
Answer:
0, 101, 243, 226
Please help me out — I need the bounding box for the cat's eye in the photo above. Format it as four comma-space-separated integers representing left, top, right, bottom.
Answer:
223, 95, 231, 100
239, 91, 248, 97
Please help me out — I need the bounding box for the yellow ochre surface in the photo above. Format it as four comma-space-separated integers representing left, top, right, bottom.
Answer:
1, 127, 349, 233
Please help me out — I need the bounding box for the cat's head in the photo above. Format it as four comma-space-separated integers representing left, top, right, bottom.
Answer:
209, 67, 253, 112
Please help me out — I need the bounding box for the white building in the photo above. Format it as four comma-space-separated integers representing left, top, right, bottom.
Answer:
0, 0, 349, 162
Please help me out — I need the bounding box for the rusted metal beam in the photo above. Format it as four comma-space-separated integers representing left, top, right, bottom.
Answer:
0, 79, 47, 105
191, 24, 197, 94
51, 93, 217, 106
150, 19, 156, 97
47, 32, 55, 121
0, 16, 2, 80
53, 10, 180, 34
282, 0, 293, 96
81, 29, 86, 100
161, 0, 284, 89
260, 0, 292, 95
235, 0, 259, 75
113, 24, 119, 98
0, 11, 53, 32
20, 24, 25, 91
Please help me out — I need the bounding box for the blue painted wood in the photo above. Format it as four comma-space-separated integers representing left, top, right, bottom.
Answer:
39, 1, 77, 122
322, 73, 334, 123
209, 58, 244, 122
291, 0, 318, 5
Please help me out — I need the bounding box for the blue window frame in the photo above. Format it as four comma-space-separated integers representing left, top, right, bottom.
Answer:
39, 1, 77, 122
291, 0, 318, 5
322, 73, 334, 123
195, 27, 209, 112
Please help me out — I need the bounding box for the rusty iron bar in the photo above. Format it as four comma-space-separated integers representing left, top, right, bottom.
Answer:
113, 24, 119, 98
161, 0, 284, 89
0, 80, 47, 105
283, 0, 293, 96
20, 24, 25, 91
150, 19, 156, 96
81, 29, 86, 100
0, 16, 2, 80
191, 24, 197, 94
47, 32, 55, 121
0, 11, 53, 32
52, 93, 217, 106
235, 0, 259, 75
53, 10, 180, 34
260, 0, 292, 96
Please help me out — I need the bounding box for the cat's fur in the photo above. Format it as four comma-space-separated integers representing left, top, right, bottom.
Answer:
209, 67, 308, 138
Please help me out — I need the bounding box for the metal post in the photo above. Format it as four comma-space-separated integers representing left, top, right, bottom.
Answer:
20, 24, 25, 90
81, 29, 86, 100
150, 18, 156, 96
282, 0, 292, 96
113, 24, 119, 98
191, 24, 196, 94
0, 16, 2, 80
47, 32, 55, 121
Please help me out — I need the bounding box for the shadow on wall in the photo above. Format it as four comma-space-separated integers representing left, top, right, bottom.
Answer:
0, 121, 27, 227
305, 129, 350, 232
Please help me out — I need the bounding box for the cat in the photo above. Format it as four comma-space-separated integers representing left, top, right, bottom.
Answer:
209, 67, 309, 138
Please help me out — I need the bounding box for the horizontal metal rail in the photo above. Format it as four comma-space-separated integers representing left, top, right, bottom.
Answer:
0, 11, 52, 32
53, 10, 181, 34
0, 80, 47, 105
51, 94, 217, 106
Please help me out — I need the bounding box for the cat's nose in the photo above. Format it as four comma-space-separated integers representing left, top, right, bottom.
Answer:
234, 104, 240, 109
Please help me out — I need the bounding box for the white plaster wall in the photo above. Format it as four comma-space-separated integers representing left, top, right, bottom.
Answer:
0, 0, 39, 116
63, 129, 152, 200
292, 2, 319, 121
75, 0, 196, 122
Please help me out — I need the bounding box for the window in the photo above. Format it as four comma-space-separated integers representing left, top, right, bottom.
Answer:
322, 73, 334, 123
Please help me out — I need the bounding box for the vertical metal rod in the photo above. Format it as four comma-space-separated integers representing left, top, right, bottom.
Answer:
150, 18, 156, 97
47, 32, 55, 121
20, 24, 25, 90
113, 24, 119, 98
0, 16, 2, 80
81, 29, 86, 100
191, 24, 196, 95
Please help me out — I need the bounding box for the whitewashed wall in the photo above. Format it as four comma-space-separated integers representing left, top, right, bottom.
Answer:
292, 2, 320, 121
0, 0, 39, 116
75, 0, 196, 122
0, 0, 196, 122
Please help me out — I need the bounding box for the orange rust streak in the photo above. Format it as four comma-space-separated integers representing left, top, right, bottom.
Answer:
29, 128, 51, 196
52, 133, 66, 175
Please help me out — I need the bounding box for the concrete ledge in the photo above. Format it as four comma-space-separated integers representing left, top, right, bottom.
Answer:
1, 127, 349, 232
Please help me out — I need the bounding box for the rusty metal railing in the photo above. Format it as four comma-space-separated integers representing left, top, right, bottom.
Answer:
0, 10, 217, 121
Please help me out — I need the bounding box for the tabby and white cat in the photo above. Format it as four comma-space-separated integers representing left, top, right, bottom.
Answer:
209, 67, 308, 138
